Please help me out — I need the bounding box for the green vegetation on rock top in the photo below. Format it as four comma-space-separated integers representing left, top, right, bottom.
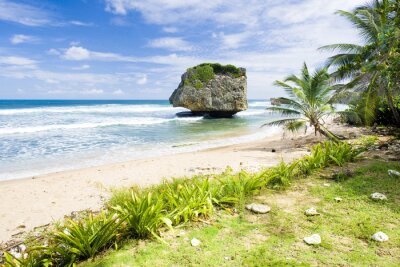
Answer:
184, 63, 244, 89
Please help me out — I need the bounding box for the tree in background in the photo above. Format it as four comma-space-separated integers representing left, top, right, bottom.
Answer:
265, 63, 338, 139
320, 0, 400, 126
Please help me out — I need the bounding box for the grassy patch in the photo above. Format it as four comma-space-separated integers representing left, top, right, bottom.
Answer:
80, 160, 400, 266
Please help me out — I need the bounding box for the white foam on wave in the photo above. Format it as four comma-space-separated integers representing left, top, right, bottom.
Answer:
0, 116, 203, 135
237, 109, 266, 117
0, 104, 183, 115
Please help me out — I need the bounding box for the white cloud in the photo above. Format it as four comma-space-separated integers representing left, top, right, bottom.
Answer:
72, 64, 91, 70
137, 75, 148, 85
63, 46, 91, 60
81, 89, 104, 95
69, 20, 94, 27
0, 56, 37, 67
10, 34, 38, 44
163, 27, 178, 33
214, 32, 252, 49
112, 89, 124, 95
148, 37, 193, 51
0, 0, 51, 26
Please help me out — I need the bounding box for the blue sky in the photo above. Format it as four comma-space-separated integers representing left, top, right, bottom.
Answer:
0, 0, 365, 100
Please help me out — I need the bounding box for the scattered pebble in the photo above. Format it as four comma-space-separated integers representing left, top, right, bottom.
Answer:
370, 192, 387, 201
245, 203, 271, 214
176, 230, 186, 237
18, 244, 26, 252
388, 170, 400, 177
191, 238, 201, 247
304, 207, 320, 216
323, 183, 331, 187
372, 232, 389, 242
304, 234, 321, 245
334, 197, 342, 202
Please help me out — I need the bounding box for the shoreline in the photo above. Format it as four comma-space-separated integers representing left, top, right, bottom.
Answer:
0, 123, 358, 244
0, 125, 278, 182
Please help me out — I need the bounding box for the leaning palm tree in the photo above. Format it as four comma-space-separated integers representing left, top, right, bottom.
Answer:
320, 0, 400, 126
265, 63, 338, 140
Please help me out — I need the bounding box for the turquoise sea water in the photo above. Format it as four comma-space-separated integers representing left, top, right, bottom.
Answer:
0, 100, 280, 180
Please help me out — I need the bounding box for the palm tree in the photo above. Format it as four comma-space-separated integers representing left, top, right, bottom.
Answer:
265, 63, 337, 140
320, 0, 400, 126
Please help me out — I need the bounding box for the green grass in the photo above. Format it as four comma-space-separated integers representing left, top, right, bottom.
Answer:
80, 160, 400, 267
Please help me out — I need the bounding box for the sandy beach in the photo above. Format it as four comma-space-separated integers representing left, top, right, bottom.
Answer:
0, 123, 358, 244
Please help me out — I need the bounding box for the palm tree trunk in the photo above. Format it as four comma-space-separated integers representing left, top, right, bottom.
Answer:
384, 82, 400, 126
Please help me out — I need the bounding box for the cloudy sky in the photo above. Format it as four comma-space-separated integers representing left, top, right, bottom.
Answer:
0, 0, 366, 100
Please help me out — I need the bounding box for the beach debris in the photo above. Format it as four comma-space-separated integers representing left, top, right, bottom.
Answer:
245, 203, 271, 214
372, 232, 389, 242
224, 256, 233, 261
304, 234, 321, 245
388, 170, 400, 177
323, 183, 331, 187
370, 192, 387, 201
191, 238, 201, 247
334, 197, 343, 202
176, 230, 186, 237
304, 207, 320, 216
18, 244, 26, 252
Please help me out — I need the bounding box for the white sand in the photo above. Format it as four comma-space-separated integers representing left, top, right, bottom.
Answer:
0, 123, 357, 243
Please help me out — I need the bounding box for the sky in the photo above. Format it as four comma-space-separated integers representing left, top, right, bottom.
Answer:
0, 0, 367, 100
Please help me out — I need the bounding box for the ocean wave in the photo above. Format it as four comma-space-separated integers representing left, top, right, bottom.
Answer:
236, 109, 266, 116
0, 116, 203, 135
0, 105, 183, 115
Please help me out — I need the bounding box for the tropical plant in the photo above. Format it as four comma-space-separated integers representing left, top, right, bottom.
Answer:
320, 0, 400, 126
212, 169, 267, 207
161, 178, 214, 225
112, 192, 171, 239
2, 248, 52, 267
266, 161, 298, 189
265, 63, 338, 139
50, 211, 122, 263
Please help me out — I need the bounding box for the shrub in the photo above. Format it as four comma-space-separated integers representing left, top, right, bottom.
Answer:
266, 161, 297, 189
50, 211, 122, 263
2, 248, 52, 267
212, 169, 267, 207
161, 178, 214, 225
112, 192, 171, 239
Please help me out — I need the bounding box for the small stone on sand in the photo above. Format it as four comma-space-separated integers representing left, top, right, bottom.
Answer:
372, 232, 389, 242
245, 203, 271, 214
304, 234, 321, 245
334, 197, 342, 202
191, 238, 201, 247
304, 207, 320, 216
370, 192, 387, 200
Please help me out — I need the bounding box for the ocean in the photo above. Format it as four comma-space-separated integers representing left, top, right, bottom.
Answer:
0, 100, 280, 181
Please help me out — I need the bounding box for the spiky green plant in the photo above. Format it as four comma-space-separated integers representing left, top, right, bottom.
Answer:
212, 169, 267, 207
50, 211, 122, 263
266, 161, 298, 189
112, 192, 171, 239
161, 178, 214, 225
265, 63, 338, 140
2, 248, 52, 267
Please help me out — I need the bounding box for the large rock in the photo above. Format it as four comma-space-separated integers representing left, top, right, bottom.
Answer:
169, 63, 248, 117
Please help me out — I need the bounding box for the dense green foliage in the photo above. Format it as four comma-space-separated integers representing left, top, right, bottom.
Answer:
81, 161, 400, 267
341, 96, 400, 126
321, 0, 400, 126
266, 63, 338, 139
1, 141, 363, 266
184, 63, 244, 89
